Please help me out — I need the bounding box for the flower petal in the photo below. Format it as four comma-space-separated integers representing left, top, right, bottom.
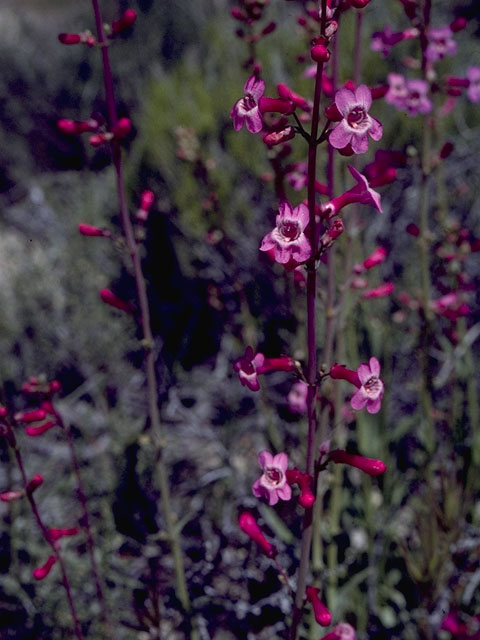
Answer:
369, 357, 381, 377
272, 452, 289, 471
245, 110, 263, 133
368, 117, 383, 141
366, 397, 382, 414
258, 450, 273, 469
293, 203, 309, 229
357, 363, 372, 385
335, 88, 356, 116
329, 120, 353, 150
350, 388, 368, 410
260, 232, 276, 251
351, 132, 369, 154
355, 84, 372, 111
276, 483, 292, 501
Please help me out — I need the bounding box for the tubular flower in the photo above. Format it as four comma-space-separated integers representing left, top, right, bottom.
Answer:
252, 451, 292, 506
233, 347, 265, 392
305, 586, 332, 626
351, 357, 384, 414
321, 165, 382, 218
467, 67, 480, 103
329, 85, 382, 154
329, 450, 387, 476
260, 201, 311, 265
230, 75, 265, 133
426, 26, 457, 61
238, 512, 277, 558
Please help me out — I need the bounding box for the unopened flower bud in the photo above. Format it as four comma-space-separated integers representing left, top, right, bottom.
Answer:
406, 223, 420, 236
306, 586, 332, 626
320, 220, 344, 249
361, 282, 394, 298
439, 142, 454, 159
349, 0, 372, 7
0, 490, 24, 502
49, 527, 79, 542
231, 7, 247, 21
14, 409, 46, 423
261, 22, 276, 36
57, 118, 100, 135
25, 421, 57, 437
329, 449, 386, 476
58, 33, 82, 45
112, 117, 132, 140
100, 289, 135, 314
450, 17, 467, 33
311, 44, 330, 63
33, 555, 57, 580
238, 512, 277, 558
0, 406, 7, 418
111, 9, 137, 35
137, 190, 155, 221
26, 474, 44, 494
78, 223, 111, 237
259, 96, 295, 115
263, 126, 295, 147
89, 133, 112, 147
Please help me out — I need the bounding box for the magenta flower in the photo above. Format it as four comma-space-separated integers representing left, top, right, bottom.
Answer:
467, 67, 480, 103
426, 26, 457, 62
260, 201, 311, 265
322, 165, 382, 218
351, 357, 384, 414
287, 381, 308, 414
361, 282, 394, 298
386, 75, 432, 116
230, 75, 265, 134
329, 85, 382, 154
233, 346, 265, 392
252, 451, 292, 506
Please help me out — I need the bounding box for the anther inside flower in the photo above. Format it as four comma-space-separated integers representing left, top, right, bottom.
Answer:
230, 75, 265, 134
260, 201, 311, 264
329, 85, 382, 154
252, 451, 292, 506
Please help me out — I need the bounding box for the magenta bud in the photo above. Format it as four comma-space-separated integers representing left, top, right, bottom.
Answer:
311, 44, 330, 63
261, 21, 276, 36
259, 96, 295, 115
330, 364, 360, 388
14, 409, 46, 423
406, 223, 420, 237
0, 490, 24, 502
58, 33, 82, 45
33, 555, 57, 580
348, 0, 371, 7
25, 421, 57, 437
450, 17, 467, 32
100, 289, 135, 314
26, 474, 44, 494
112, 9, 137, 34
231, 7, 247, 21
306, 586, 332, 626
329, 449, 387, 476
440, 142, 454, 159
78, 223, 111, 237
49, 527, 79, 542
112, 117, 132, 140
239, 512, 277, 558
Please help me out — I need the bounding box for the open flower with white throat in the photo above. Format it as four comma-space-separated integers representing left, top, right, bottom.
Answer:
252, 451, 292, 506
260, 201, 311, 265
351, 357, 384, 414
329, 85, 382, 154
230, 75, 265, 134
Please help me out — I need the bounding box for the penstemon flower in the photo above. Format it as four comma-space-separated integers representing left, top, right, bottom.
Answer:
351, 357, 384, 414
467, 66, 480, 103
230, 75, 265, 133
328, 85, 382, 154
252, 450, 292, 506
260, 201, 311, 265
321, 165, 382, 218
425, 26, 457, 61
233, 346, 265, 391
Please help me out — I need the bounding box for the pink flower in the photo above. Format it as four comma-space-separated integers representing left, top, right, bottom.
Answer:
260, 201, 311, 265
426, 26, 457, 61
33, 555, 57, 581
238, 512, 277, 558
305, 586, 332, 626
467, 67, 480, 103
322, 165, 382, 218
287, 381, 308, 414
233, 346, 265, 392
361, 282, 394, 298
319, 622, 356, 640
329, 85, 382, 154
230, 75, 265, 133
252, 451, 292, 506
329, 449, 387, 475
385, 75, 432, 116
355, 247, 387, 273
351, 357, 384, 414
371, 27, 418, 57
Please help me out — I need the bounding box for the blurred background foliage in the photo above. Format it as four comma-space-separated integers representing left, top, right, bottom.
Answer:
0, 0, 479, 639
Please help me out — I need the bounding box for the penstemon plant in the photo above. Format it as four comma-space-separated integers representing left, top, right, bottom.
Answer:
1, 0, 479, 639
